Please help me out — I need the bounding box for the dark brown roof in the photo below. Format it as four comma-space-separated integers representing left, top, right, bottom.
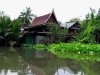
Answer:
30, 10, 58, 27
32, 13, 51, 26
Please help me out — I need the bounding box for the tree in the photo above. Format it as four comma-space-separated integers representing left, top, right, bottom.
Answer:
0, 11, 22, 46
0, 15, 11, 36
78, 8, 95, 43
69, 18, 80, 22
6, 19, 21, 41
0, 11, 5, 16
19, 7, 34, 24
46, 23, 67, 43
78, 8, 100, 43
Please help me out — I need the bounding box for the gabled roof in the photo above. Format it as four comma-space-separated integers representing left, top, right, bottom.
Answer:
66, 22, 77, 29
61, 21, 80, 29
32, 13, 50, 26
31, 10, 58, 27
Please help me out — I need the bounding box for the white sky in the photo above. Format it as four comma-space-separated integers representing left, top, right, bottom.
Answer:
0, 0, 100, 22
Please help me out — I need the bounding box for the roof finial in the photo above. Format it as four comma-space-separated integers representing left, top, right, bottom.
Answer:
52, 8, 54, 13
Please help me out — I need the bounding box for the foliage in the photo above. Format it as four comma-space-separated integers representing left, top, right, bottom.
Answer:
33, 44, 47, 51
22, 44, 47, 51
0, 8, 100, 46
7, 19, 21, 41
46, 23, 67, 43
30, 42, 100, 62
19, 7, 34, 24
0, 12, 21, 44
78, 8, 100, 43
48, 43, 100, 54
32, 42, 100, 55
0, 11, 5, 16
0, 15, 11, 36
69, 18, 80, 22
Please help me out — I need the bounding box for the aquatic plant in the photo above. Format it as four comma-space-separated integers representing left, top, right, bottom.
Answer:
48, 43, 100, 54
33, 44, 47, 51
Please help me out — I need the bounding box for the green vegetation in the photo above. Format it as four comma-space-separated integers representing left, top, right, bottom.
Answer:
22, 44, 47, 51
0, 7, 34, 46
7, 19, 21, 41
19, 7, 35, 24
30, 43, 100, 55
48, 43, 100, 54
46, 23, 67, 43
49, 49, 100, 61
0, 7, 100, 47
0, 15, 11, 36
0, 14, 21, 45
78, 8, 100, 43
33, 44, 47, 51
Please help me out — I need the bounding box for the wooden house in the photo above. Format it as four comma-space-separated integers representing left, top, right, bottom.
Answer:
18, 10, 81, 45
61, 21, 81, 42
19, 10, 59, 45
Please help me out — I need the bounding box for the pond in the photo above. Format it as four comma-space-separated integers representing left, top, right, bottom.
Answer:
0, 47, 100, 75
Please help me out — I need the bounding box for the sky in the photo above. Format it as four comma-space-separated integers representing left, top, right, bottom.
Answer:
0, 0, 100, 23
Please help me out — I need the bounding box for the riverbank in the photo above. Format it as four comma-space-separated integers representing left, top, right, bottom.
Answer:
48, 43, 100, 54
22, 43, 100, 55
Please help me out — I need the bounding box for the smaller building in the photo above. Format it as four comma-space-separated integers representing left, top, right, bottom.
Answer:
61, 21, 81, 42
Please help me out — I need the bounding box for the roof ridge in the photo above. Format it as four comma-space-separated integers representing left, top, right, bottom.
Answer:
66, 21, 76, 23
35, 13, 51, 18
44, 10, 54, 24
31, 10, 58, 26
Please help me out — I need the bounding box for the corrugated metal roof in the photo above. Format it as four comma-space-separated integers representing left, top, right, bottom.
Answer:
61, 22, 76, 29
66, 22, 76, 29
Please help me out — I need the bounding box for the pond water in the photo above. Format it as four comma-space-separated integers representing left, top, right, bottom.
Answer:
0, 47, 100, 75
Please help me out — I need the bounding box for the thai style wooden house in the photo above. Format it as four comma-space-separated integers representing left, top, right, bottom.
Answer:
19, 10, 81, 45
61, 21, 81, 42
19, 10, 59, 45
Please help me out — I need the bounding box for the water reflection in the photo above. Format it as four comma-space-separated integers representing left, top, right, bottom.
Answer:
0, 47, 33, 75
20, 47, 100, 75
0, 47, 100, 75
55, 68, 78, 75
